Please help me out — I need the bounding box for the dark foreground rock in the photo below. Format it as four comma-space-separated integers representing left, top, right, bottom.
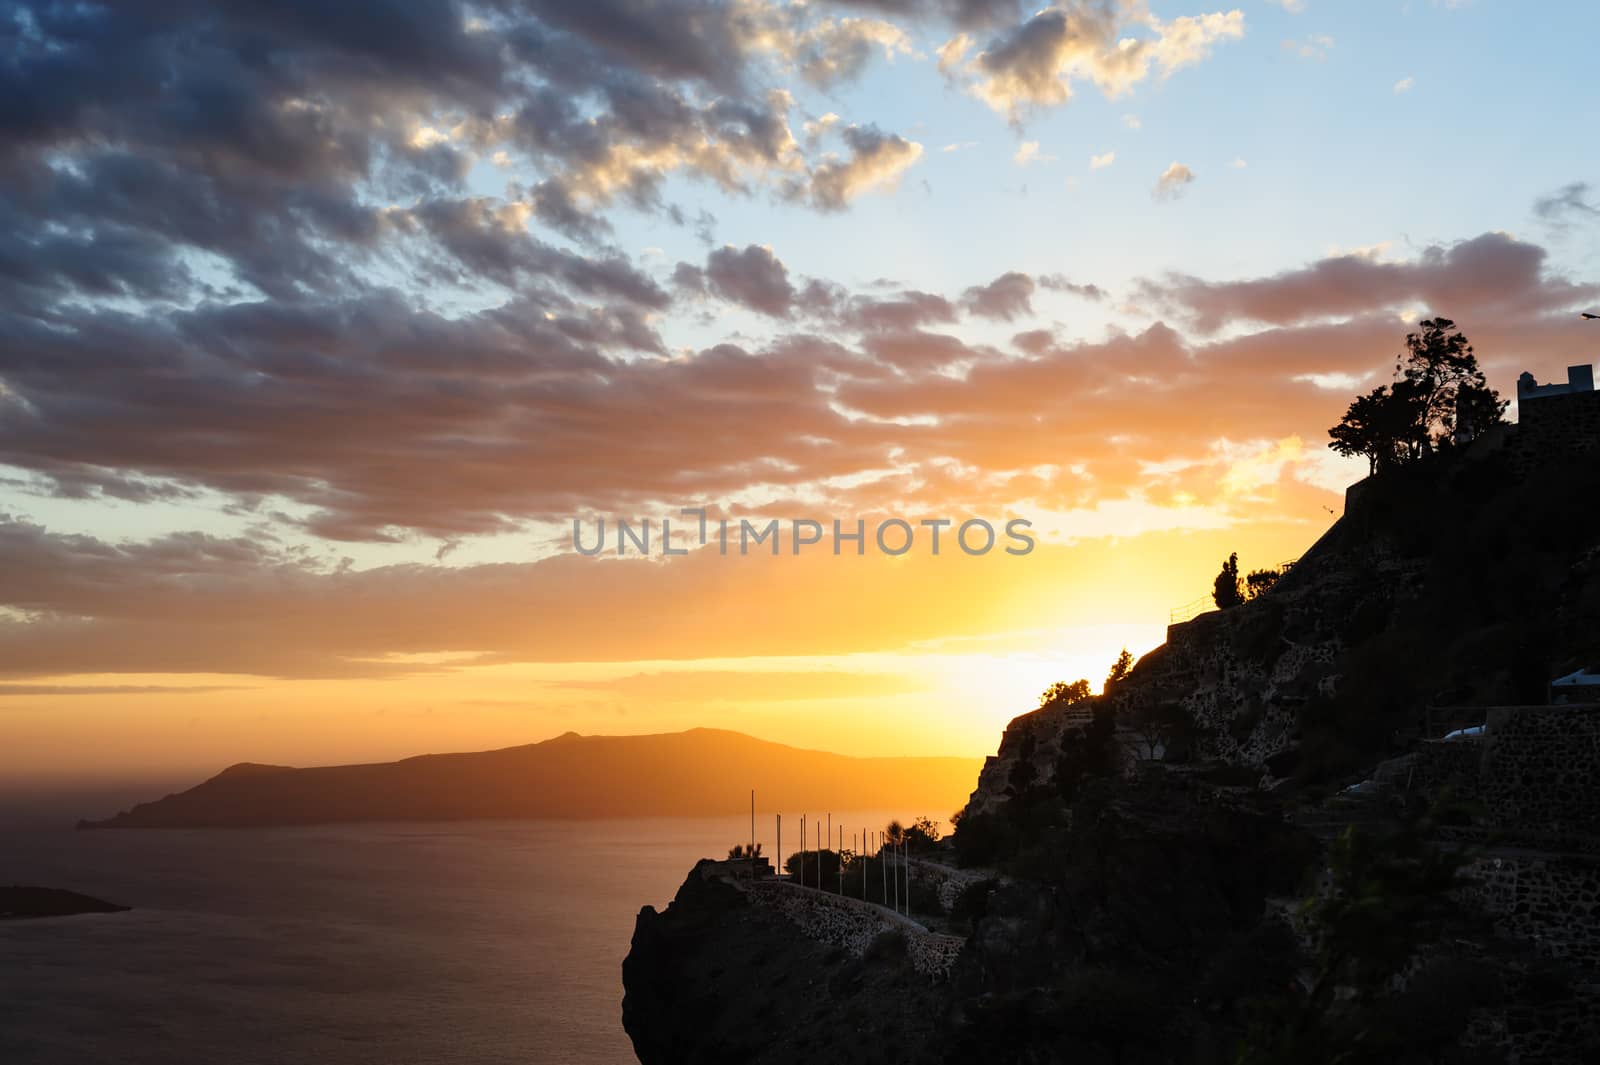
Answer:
0, 886, 129, 920
623, 863, 950, 1065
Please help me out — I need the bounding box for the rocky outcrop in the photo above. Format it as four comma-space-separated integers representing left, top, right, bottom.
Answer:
0, 886, 128, 919
623, 863, 953, 1065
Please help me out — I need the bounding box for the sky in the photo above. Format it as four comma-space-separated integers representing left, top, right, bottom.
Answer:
1, 0, 1598, 780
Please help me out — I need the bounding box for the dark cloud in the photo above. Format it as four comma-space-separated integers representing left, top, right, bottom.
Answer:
838, 291, 959, 332
1038, 274, 1105, 300
962, 270, 1035, 319
0, 0, 928, 327
824, 0, 1023, 29
1534, 181, 1600, 230
1139, 232, 1599, 334
704, 244, 797, 317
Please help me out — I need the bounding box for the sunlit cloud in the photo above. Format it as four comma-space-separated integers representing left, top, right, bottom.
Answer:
1155, 161, 1197, 199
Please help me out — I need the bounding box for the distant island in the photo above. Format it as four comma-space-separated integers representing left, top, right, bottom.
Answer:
1, 886, 129, 920
78, 728, 980, 829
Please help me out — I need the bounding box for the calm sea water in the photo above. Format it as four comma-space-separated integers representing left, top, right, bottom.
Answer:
0, 810, 918, 1064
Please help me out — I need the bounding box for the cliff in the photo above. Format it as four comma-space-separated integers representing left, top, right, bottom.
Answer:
79, 729, 979, 829
624, 437, 1600, 1064
623, 863, 952, 1065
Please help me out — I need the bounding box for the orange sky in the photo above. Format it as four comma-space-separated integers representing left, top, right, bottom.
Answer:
5, 497, 1328, 777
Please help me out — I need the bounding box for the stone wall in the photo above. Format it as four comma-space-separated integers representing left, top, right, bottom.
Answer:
906, 858, 995, 912
1410, 706, 1600, 845
1464, 853, 1600, 971
1480, 707, 1600, 839
1515, 388, 1600, 463
1457, 853, 1600, 1062
742, 879, 965, 979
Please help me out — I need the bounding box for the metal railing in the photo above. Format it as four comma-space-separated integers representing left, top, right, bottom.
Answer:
1167, 558, 1300, 625
1169, 596, 1213, 624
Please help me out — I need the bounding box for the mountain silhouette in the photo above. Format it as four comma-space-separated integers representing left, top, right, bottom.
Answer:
78, 728, 978, 828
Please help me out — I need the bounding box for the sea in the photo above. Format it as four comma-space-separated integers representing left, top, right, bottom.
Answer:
0, 806, 920, 1064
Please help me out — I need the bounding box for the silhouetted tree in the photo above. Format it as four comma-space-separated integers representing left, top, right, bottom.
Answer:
1039, 678, 1092, 709
1214, 553, 1244, 609
1396, 318, 1504, 451
883, 816, 941, 851
726, 842, 763, 859
1328, 385, 1416, 474
1244, 568, 1280, 600
1328, 319, 1505, 474
1105, 648, 1136, 690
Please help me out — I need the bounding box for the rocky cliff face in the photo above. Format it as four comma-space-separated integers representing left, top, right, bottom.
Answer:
624, 442, 1600, 1064
966, 443, 1600, 823
623, 863, 951, 1065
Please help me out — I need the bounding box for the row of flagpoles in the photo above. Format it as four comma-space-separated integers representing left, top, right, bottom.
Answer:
773, 809, 914, 917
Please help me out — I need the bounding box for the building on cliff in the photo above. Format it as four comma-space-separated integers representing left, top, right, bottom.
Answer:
1517, 363, 1595, 406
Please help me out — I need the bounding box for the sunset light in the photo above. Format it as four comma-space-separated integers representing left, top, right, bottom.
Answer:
5, 2, 1599, 1063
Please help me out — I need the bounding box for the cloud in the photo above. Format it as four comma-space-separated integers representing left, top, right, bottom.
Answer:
962, 271, 1037, 319
702, 244, 798, 317
794, 124, 925, 210
0, 0, 945, 333
1136, 231, 1600, 334
1229, 157, 1247, 169
1393, 75, 1415, 92
836, 290, 959, 332
1533, 182, 1599, 231
783, 15, 917, 88
4, 0, 1596, 711
1282, 34, 1334, 60
0, 225, 1594, 678
1268, 0, 1307, 10
0, 684, 253, 696
946, 4, 1245, 120
1013, 141, 1045, 165
1154, 162, 1196, 199
1089, 151, 1116, 169
1122, 113, 1143, 130
1038, 275, 1106, 300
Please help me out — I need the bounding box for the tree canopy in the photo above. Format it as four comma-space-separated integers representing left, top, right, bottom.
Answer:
1105, 648, 1136, 690
1039, 678, 1092, 709
1327, 318, 1506, 475
1214, 552, 1244, 609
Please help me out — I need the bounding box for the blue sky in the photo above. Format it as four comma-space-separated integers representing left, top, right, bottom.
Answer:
626, 0, 1599, 318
